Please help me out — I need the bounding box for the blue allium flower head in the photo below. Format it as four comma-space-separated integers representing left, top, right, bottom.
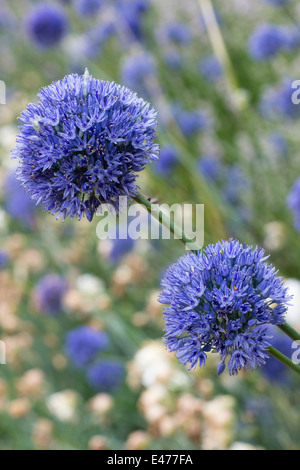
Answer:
33, 274, 68, 316
13, 69, 159, 221
73, 0, 104, 17
25, 3, 68, 49
198, 55, 223, 82
4, 172, 38, 228
248, 24, 287, 61
287, 177, 300, 231
87, 359, 125, 391
153, 145, 178, 177
159, 239, 291, 375
65, 326, 109, 368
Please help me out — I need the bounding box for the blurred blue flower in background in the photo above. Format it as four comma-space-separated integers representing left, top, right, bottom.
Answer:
0, 250, 9, 269
115, 0, 150, 41
120, 52, 157, 95
25, 3, 69, 49
198, 55, 223, 82
281, 27, 300, 51
164, 50, 183, 70
164, 22, 193, 45
197, 155, 222, 182
153, 145, 178, 177
268, 132, 288, 158
159, 239, 291, 375
287, 177, 300, 231
87, 359, 125, 392
103, 221, 136, 265
33, 274, 68, 316
4, 172, 38, 228
65, 326, 109, 368
0, 5, 15, 30
248, 24, 288, 61
73, 0, 105, 17
173, 104, 209, 137
222, 165, 248, 205
261, 326, 293, 384
260, 80, 300, 120
263, 0, 290, 5
83, 21, 115, 59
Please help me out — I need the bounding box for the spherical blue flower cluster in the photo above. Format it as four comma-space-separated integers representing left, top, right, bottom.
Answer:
159, 239, 291, 375
13, 70, 159, 221
4, 172, 38, 228
65, 326, 109, 368
248, 24, 288, 61
33, 274, 68, 316
25, 3, 68, 49
87, 359, 124, 392
287, 177, 300, 231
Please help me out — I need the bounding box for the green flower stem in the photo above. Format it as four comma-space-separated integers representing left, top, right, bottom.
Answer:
132, 192, 199, 249
268, 346, 300, 376
278, 323, 300, 342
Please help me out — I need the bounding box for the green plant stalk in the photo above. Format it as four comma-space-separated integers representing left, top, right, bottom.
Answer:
132, 192, 198, 248
279, 323, 300, 341
268, 346, 300, 376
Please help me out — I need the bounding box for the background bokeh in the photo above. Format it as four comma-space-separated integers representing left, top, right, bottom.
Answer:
0, 0, 300, 450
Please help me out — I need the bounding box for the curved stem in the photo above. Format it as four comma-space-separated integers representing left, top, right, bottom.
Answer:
268, 346, 300, 376
132, 192, 200, 250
